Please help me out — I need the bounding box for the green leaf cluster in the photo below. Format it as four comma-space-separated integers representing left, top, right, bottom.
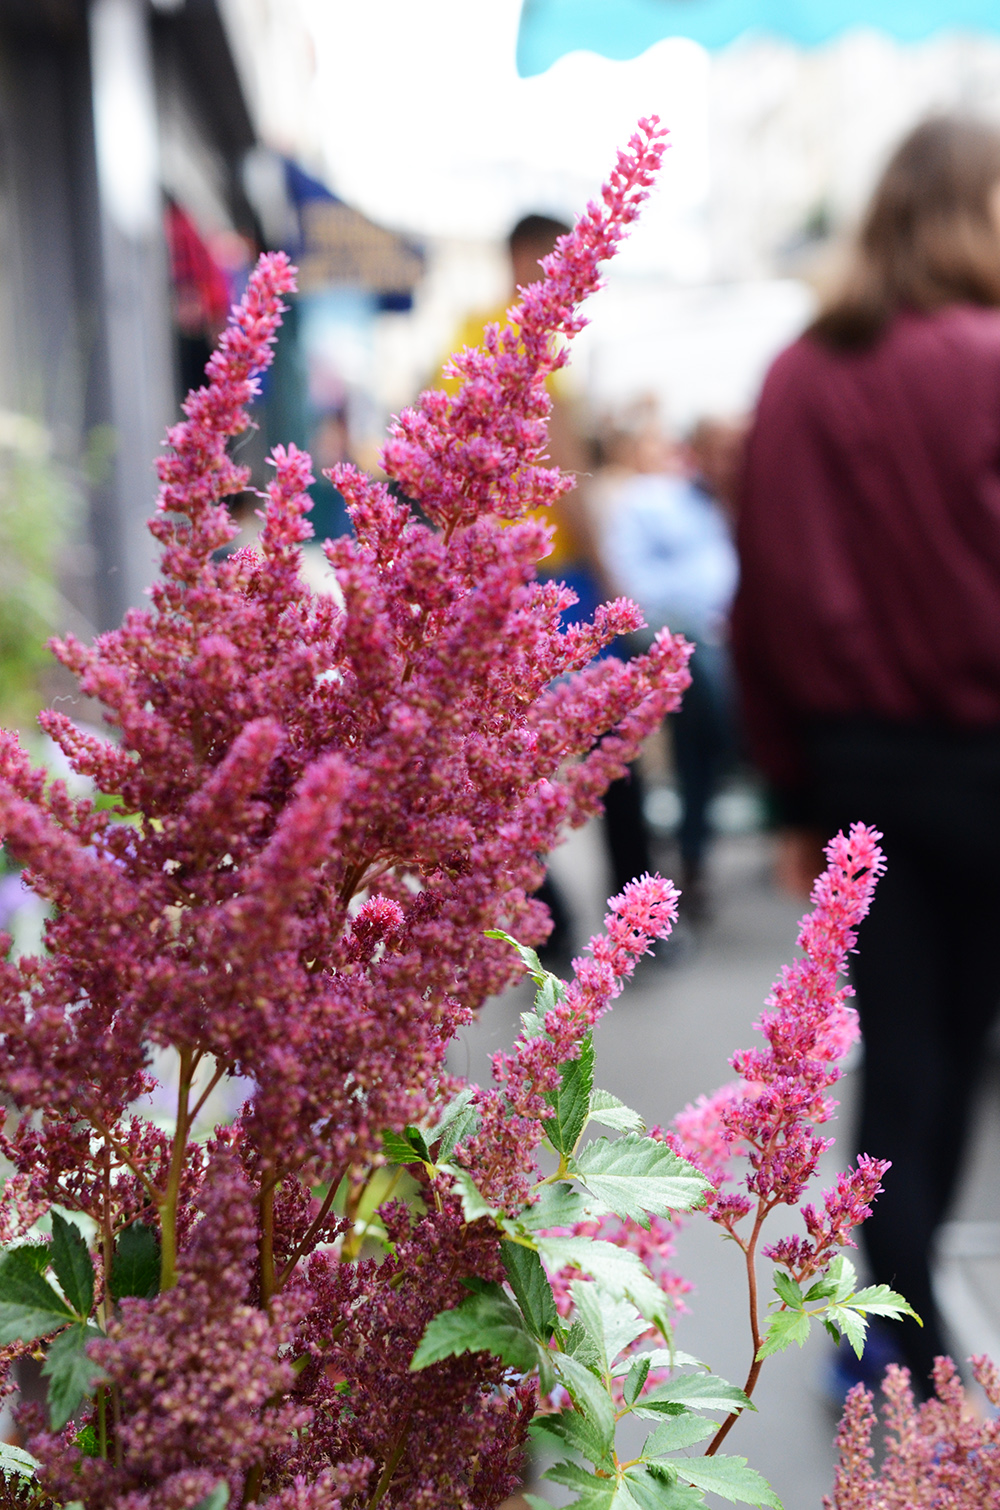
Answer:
380, 1087, 481, 1177
0, 1215, 101, 1430
0, 1443, 39, 1481
758, 1255, 921, 1361
408, 945, 779, 1508
0, 1212, 160, 1433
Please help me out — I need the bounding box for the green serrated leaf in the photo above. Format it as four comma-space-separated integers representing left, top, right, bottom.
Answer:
825, 1255, 857, 1304
111, 1222, 160, 1302
544, 1034, 596, 1157
192, 1485, 230, 1510
544, 1460, 617, 1509
611, 1348, 706, 1377
643, 1410, 716, 1454
0, 1247, 75, 1346
502, 1242, 557, 1342
520, 1181, 594, 1232
772, 1271, 804, 1311
640, 1371, 753, 1416
535, 973, 566, 1014
411, 1281, 541, 1373
42, 1322, 104, 1430
438, 1165, 497, 1225
553, 1351, 616, 1454
0, 1443, 38, 1479
571, 1135, 709, 1227
756, 1308, 812, 1360
610, 1480, 646, 1510
381, 1130, 427, 1165
531, 1404, 616, 1469
74, 1422, 100, 1458
589, 1089, 646, 1135
572, 1282, 648, 1373
624, 1354, 652, 1407
49, 1213, 94, 1319
848, 1284, 921, 1322
429, 1087, 479, 1161
563, 1317, 603, 1371
622, 1465, 704, 1509
485, 928, 547, 983
523, 1495, 556, 1510
673, 1455, 782, 1509
536, 1235, 674, 1341
570, 1280, 610, 1372
825, 1305, 868, 1358
803, 1275, 841, 1304
403, 1125, 431, 1162
2, 1245, 49, 1275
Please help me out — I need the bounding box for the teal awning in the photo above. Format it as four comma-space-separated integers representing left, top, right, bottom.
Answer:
517, 0, 1000, 75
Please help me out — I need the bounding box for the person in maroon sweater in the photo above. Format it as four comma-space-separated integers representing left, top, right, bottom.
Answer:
733, 116, 1000, 1395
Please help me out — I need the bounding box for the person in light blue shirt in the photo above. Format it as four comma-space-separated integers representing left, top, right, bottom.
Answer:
602, 427, 742, 917
604, 469, 738, 648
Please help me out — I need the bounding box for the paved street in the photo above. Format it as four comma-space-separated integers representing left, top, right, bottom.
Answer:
454, 819, 1000, 1510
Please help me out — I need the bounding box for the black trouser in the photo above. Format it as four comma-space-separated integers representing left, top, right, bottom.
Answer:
604, 763, 652, 896
809, 720, 1000, 1396
671, 640, 736, 872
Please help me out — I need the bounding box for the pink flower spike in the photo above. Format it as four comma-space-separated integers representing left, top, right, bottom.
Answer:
672, 826, 887, 1271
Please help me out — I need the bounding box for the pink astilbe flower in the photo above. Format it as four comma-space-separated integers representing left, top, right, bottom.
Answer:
670, 824, 888, 1280
671, 1081, 748, 1190
765, 1153, 889, 1276
825, 1356, 1000, 1509
826, 1383, 877, 1510
660, 826, 891, 1459
0, 121, 691, 1510
466, 873, 679, 1209
380, 122, 666, 536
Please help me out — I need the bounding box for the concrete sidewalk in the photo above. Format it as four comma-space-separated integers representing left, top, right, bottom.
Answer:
455, 822, 1000, 1510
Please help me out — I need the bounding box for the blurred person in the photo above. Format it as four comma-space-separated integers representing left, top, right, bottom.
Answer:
685, 416, 748, 525
601, 411, 739, 918
732, 116, 1000, 1395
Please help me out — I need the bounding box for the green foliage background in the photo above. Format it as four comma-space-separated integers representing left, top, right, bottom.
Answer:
0, 420, 77, 730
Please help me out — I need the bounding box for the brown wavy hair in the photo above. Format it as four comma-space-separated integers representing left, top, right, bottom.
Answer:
811, 116, 1000, 349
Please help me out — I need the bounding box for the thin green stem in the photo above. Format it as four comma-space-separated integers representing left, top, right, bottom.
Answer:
274, 1170, 345, 1293
158, 1047, 196, 1291
113, 1382, 122, 1468
188, 1060, 227, 1126
340, 1165, 375, 1261
260, 1177, 276, 1308
368, 1420, 411, 1510
243, 1462, 264, 1507
97, 1385, 107, 1461
100, 1144, 115, 1329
